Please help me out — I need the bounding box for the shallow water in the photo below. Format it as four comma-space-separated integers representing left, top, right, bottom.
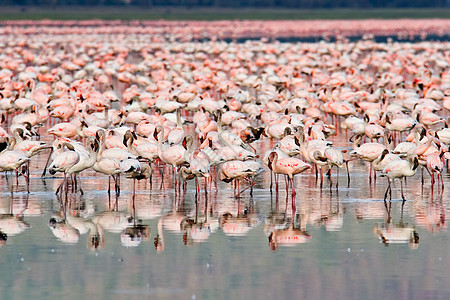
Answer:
0, 134, 449, 300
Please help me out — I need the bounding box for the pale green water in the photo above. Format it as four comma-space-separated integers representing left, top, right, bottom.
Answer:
0, 145, 449, 300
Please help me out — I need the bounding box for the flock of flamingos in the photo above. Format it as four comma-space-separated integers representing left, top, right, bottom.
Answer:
0, 20, 449, 248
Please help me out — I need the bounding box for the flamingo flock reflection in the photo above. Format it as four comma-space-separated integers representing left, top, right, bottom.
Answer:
0, 21, 448, 250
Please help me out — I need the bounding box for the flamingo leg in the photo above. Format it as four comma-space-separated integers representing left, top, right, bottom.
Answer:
284, 175, 289, 194
56, 174, 67, 195
383, 179, 391, 202
400, 178, 406, 201
275, 173, 279, 194
237, 178, 252, 197
336, 167, 339, 189
345, 161, 350, 187
195, 177, 199, 200
113, 174, 120, 196
291, 177, 296, 214
41, 148, 53, 177
237, 179, 240, 198
320, 166, 323, 189
269, 170, 273, 195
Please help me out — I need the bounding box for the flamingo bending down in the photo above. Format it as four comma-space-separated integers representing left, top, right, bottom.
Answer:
426, 151, 445, 190
267, 151, 311, 198
381, 154, 419, 202
48, 142, 80, 195
120, 158, 152, 199
218, 160, 263, 197
0, 148, 30, 193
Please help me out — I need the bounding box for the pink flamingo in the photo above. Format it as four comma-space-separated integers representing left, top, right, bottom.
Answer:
267, 151, 311, 199
0, 148, 30, 193
48, 142, 80, 195
189, 149, 211, 199
218, 160, 261, 197
381, 154, 419, 202
93, 156, 121, 195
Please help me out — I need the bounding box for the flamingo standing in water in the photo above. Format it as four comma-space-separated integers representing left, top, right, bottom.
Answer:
218, 160, 263, 197
267, 151, 311, 199
0, 147, 30, 193
381, 154, 419, 202
157, 127, 193, 191
93, 156, 121, 195
189, 149, 211, 199
48, 142, 80, 195
426, 150, 445, 191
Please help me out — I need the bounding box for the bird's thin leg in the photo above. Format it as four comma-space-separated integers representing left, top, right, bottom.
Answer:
269, 170, 273, 195
320, 166, 324, 189
336, 167, 339, 189
346, 161, 350, 187
133, 178, 136, 201
389, 180, 392, 200
195, 177, 198, 200
56, 174, 66, 195
284, 175, 289, 194
8, 171, 13, 195
291, 176, 296, 198
149, 163, 153, 190
275, 173, 279, 194
384, 179, 391, 202
291, 177, 296, 214
237, 179, 240, 198
328, 167, 333, 190
421, 167, 424, 189
113, 174, 120, 196
17, 168, 29, 194
400, 178, 406, 201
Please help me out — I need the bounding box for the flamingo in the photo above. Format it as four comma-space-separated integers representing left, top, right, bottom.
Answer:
120, 158, 152, 199
350, 133, 389, 183
48, 142, 80, 195
218, 160, 263, 197
189, 149, 211, 198
381, 154, 419, 202
157, 127, 193, 190
0, 147, 30, 193
267, 151, 311, 198
426, 150, 445, 191
167, 109, 185, 145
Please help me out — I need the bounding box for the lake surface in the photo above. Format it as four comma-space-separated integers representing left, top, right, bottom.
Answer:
0, 133, 449, 300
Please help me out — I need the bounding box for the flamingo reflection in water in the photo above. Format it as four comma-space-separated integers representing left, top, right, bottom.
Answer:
120, 189, 151, 248
0, 204, 30, 239
266, 219, 311, 251
373, 202, 419, 249
219, 211, 259, 237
